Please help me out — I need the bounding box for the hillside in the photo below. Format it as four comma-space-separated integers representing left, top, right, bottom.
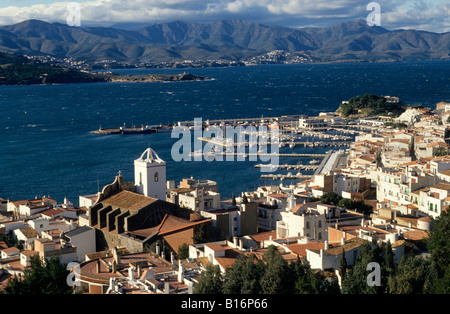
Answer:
0, 19, 448, 64
0, 51, 208, 85
337, 94, 405, 118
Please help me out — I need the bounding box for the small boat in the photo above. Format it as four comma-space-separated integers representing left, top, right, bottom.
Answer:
309, 159, 320, 165
189, 150, 203, 157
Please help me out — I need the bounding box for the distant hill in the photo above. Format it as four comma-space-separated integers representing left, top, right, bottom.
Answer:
0, 51, 208, 85
0, 19, 449, 63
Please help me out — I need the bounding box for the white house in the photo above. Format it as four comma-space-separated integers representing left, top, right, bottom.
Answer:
306, 238, 365, 271
0, 221, 28, 234
276, 203, 327, 241
61, 226, 96, 262
1, 247, 20, 259
13, 227, 40, 248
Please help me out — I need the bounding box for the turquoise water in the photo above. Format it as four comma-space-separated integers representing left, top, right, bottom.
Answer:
1, 61, 449, 204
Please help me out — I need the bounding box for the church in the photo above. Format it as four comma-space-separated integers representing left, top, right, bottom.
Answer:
88, 147, 204, 253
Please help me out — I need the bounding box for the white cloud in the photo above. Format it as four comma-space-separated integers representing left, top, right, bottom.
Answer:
0, 0, 447, 32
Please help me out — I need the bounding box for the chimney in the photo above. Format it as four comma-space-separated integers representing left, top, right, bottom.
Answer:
164, 278, 170, 294
187, 280, 194, 294
156, 242, 161, 256
233, 237, 238, 248
96, 259, 101, 273
178, 260, 185, 283
111, 259, 117, 273
341, 237, 345, 245
137, 265, 142, 278
171, 252, 176, 266
324, 241, 329, 250
261, 240, 265, 248
239, 240, 243, 251
128, 267, 135, 281
113, 247, 121, 265
269, 235, 273, 241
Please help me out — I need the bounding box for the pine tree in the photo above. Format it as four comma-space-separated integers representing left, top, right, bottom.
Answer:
340, 248, 347, 280
194, 264, 223, 294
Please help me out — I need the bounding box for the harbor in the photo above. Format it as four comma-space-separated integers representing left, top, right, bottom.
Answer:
90, 113, 356, 184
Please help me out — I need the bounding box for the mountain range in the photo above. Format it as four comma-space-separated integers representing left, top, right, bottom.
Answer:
0, 19, 449, 64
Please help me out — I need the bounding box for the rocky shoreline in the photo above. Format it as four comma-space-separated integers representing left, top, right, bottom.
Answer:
105, 72, 210, 83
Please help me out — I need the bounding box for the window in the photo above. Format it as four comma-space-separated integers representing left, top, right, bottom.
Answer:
318, 220, 322, 228
154, 172, 158, 182
306, 221, 310, 229
318, 232, 322, 240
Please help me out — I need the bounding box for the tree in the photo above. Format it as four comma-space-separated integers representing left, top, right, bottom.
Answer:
260, 245, 293, 294
384, 240, 395, 278
320, 192, 342, 206
231, 194, 237, 207
337, 198, 353, 209
222, 254, 246, 294
433, 145, 448, 157
177, 243, 189, 260
241, 254, 265, 294
342, 241, 383, 294
340, 248, 347, 280
425, 209, 450, 293
194, 264, 223, 294
2, 255, 72, 294
193, 222, 210, 244
387, 254, 438, 294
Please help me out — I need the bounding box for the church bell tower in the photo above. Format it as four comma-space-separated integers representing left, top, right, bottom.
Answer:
134, 147, 166, 200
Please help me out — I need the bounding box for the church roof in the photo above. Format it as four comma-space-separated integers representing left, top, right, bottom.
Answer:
101, 190, 157, 211
128, 214, 211, 238
135, 147, 165, 164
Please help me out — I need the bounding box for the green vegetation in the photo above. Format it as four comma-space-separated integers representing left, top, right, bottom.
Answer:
0, 233, 23, 249
1, 255, 72, 294
319, 192, 373, 217
177, 243, 189, 260
338, 94, 404, 118
384, 122, 408, 129
433, 145, 448, 157
194, 245, 340, 294
0, 53, 106, 85
0, 52, 208, 85
341, 209, 450, 294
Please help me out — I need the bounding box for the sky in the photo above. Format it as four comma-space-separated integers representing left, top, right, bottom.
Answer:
0, 0, 448, 33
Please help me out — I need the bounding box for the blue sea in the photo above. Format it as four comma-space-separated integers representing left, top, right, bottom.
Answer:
1, 61, 449, 205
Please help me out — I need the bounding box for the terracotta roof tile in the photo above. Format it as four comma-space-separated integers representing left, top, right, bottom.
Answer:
102, 190, 157, 211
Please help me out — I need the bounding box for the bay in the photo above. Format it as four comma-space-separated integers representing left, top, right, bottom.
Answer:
0, 61, 449, 204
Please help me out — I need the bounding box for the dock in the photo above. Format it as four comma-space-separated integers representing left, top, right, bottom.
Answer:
91, 124, 173, 135
199, 137, 351, 148
260, 173, 313, 180
255, 164, 319, 171
91, 126, 155, 135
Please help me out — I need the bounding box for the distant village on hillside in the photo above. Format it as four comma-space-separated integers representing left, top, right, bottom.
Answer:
1, 99, 450, 294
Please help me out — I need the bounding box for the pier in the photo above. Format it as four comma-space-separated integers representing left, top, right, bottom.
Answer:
260, 173, 313, 180
199, 137, 351, 148
255, 164, 319, 171
91, 125, 156, 135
